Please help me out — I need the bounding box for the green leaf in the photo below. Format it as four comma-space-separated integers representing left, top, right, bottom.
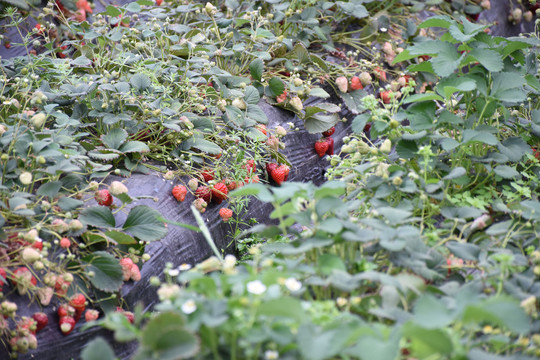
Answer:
130, 73, 152, 92
125, 1, 141, 12
308, 87, 330, 98
82, 251, 124, 292
430, 43, 461, 77
351, 113, 369, 134
57, 197, 84, 211
462, 130, 498, 145
258, 297, 305, 321
467, 48, 503, 73
101, 128, 128, 149
105, 230, 137, 245
80, 207, 116, 228
104, 5, 122, 17
462, 297, 530, 334
304, 113, 339, 134
122, 205, 168, 241
268, 77, 285, 97
413, 295, 454, 329
403, 324, 453, 357
190, 138, 221, 155
443, 167, 466, 180
244, 86, 260, 105
292, 43, 311, 64
246, 104, 268, 124
493, 165, 519, 179
447, 241, 480, 261
336, 1, 368, 18
80, 337, 116, 360
417, 15, 452, 29
37, 181, 62, 198
138, 312, 199, 360
318, 254, 346, 275
72, 56, 92, 67
119, 141, 150, 153
403, 92, 443, 103
249, 58, 263, 82
340, 90, 367, 115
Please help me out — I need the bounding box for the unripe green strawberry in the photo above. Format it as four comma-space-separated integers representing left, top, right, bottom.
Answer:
187, 178, 198, 191
335, 76, 348, 93
290, 96, 303, 111
358, 71, 372, 86
30, 113, 47, 129
21, 248, 41, 263
232, 98, 246, 110
109, 181, 128, 195
379, 139, 392, 154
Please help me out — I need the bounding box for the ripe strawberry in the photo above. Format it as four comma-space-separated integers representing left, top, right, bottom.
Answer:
69, 294, 86, 320
116, 307, 134, 324
314, 139, 329, 157
58, 304, 76, 318
380, 91, 392, 104
32, 240, 43, 251
172, 185, 187, 202
224, 178, 236, 191
212, 182, 228, 204
243, 159, 256, 174
32, 312, 48, 332
130, 263, 141, 281
350, 76, 363, 90
374, 66, 387, 82
55, 274, 72, 296
0, 267, 6, 290
266, 162, 278, 177
195, 186, 212, 203
325, 137, 334, 155
200, 169, 214, 182
255, 124, 267, 135
155, 0, 162, 5
84, 309, 99, 322
322, 126, 335, 137
95, 189, 113, 206
219, 208, 233, 222
120, 257, 134, 281
59, 237, 71, 249
59, 316, 76, 335
271, 165, 290, 185
276, 90, 287, 103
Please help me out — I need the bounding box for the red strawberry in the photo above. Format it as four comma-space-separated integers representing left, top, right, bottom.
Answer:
266, 162, 278, 176
32, 312, 48, 332
325, 137, 334, 155
172, 185, 187, 202
212, 182, 228, 204
0, 267, 6, 290
85, 309, 99, 322
116, 307, 134, 324
69, 293, 86, 321
224, 178, 237, 191
59, 237, 71, 249
59, 316, 76, 335
380, 91, 392, 104
32, 241, 43, 251
322, 126, 335, 137
219, 208, 233, 222
200, 169, 214, 182
195, 186, 212, 203
255, 124, 267, 135
58, 304, 76, 318
155, 0, 162, 5
364, 123, 372, 132
350, 76, 363, 90
244, 159, 257, 174
271, 165, 290, 185
314, 139, 329, 157
374, 66, 387, 81
276, 90, 287, 103
95, 189, 113, 206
